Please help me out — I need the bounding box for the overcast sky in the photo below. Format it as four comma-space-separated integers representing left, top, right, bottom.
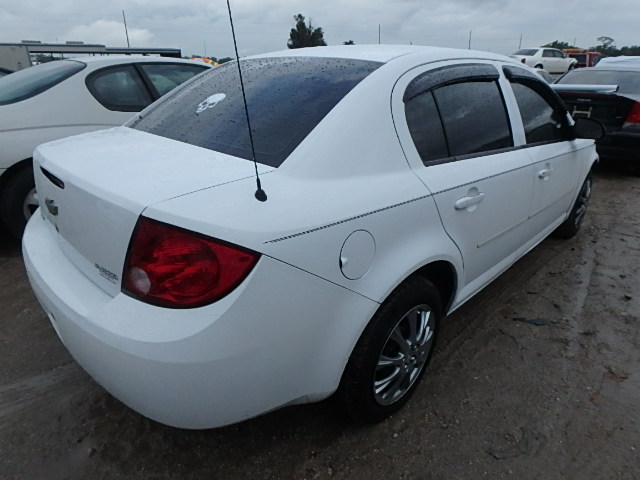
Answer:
1, 0, 638, 59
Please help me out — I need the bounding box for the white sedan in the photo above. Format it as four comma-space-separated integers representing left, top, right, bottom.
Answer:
23, 45, 602, 429
0, 56, 211, 238
510, 47, 578, 73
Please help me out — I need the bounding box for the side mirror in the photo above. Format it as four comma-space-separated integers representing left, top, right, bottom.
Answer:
573, 117, 605, 140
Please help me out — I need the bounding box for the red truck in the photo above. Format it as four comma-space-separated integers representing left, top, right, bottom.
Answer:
563, 49, 602, 68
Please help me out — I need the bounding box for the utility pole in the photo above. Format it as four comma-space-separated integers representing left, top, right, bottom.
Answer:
378, 24, 381, 44
122, 10, 130, 48
468, 30, 472, 49
519, 33, 522, 49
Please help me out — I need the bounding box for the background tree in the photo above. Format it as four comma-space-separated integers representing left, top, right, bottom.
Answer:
591, 36, 618, 56
343, 40, 355, 45
287, 14, 327, 49
619, 45, 640, 56
542, 40, 576, 50
32, 53, 56, 63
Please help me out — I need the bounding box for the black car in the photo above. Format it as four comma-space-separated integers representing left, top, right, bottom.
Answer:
554, 66, 640, 163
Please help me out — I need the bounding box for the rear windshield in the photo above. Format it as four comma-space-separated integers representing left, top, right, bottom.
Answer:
557, 69, 640, 94
130, 56, 382, 167
514, 49, 538, 56
0, 60, 85, 105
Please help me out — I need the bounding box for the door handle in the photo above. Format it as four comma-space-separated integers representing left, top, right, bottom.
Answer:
454, 192, 485, 210
538, 168, 552, 179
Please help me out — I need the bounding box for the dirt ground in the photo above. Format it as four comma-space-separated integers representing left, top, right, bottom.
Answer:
1, 164, 638, 480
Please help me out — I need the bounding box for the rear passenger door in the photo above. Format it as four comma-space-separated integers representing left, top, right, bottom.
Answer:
392, 62, 535, 301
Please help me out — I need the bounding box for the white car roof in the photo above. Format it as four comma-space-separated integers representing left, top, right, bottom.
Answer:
596, 56, 640, 67
249, 44, 514, 65
64, 55, 213, 67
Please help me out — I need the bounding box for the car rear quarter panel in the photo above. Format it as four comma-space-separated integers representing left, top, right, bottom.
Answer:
23, 214, 381, 427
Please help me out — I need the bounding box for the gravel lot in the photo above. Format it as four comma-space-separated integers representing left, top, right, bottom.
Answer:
1, 164, 638, 480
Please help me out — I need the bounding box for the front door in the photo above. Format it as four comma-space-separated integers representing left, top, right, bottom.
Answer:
506, 76, 585, 234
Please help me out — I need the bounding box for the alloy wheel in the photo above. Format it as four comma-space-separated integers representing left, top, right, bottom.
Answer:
374, 304, 435, 406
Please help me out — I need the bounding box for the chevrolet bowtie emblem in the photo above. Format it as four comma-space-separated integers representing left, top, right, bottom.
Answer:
45, 197, 58, 216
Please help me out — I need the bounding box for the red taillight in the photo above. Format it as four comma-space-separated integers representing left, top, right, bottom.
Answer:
122, 217, 260, 308
625, 101, 640, 124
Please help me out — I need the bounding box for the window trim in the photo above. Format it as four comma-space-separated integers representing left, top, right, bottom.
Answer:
503, 65, 573, 144
421, 144, 531, 167
403, 63, 500, 103
403, 64, 515, 166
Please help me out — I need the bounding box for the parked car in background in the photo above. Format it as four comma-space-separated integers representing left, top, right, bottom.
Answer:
0, 56, 211, 237
0, 66, 13, 77
510, 48, 578, 73
554, 65, 640, 163
563, 49, 601, 68
595, 56, 640, 68
23, 45, 602, 429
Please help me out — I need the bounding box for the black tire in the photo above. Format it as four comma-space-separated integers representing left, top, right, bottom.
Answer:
534, 64, 544, 69
553, 175, 591, 239
338, 276, 442, 423
0, 165, 37, 239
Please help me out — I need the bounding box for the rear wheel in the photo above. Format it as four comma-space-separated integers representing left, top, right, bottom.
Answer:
534, 63, 544, 69
553, 175, 591, 239
0, 165, 37, 239
338, 277, 441, 423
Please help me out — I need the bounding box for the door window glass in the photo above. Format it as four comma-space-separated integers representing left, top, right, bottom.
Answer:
139, 63, 208, 96
404, 91, 449, 163
86, 65, 153, 111
433, 81, 513, 157
510, 82, 566, 144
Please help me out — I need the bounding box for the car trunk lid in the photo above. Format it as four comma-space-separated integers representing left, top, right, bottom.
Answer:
33, 127, 273, 297
554, 85, 638, 131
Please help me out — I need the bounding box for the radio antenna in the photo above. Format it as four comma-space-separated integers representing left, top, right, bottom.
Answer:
226, 0, 267, 202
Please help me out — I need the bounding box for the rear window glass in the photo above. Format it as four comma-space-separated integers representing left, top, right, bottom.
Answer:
130, 56, 382, 167
557, 69, 640, 94
514, 49, 538, 56
0, 60, 85, 105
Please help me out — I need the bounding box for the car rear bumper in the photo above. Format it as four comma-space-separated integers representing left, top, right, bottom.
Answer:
23, 212, 378, 429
